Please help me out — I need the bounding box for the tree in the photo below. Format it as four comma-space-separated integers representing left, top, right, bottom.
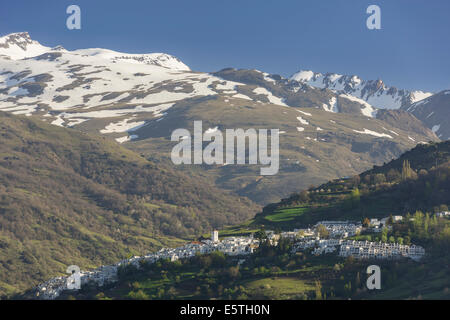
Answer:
349, 188, 361, 208
404, 236, 411, 245
402, 160, 417, 180
298, 190, 310, 202
381, 228, 388, 242
314, 280, 323, 300
277, 237, 292, 253
317, 224, 330, 239
387, 169, 401, 182
254, 229, 267, 241
362, 217, 371, 227
350, 175, 361, 187
355, 272, 361, 288
387, 215, 394, 225
424, 213, 430, 235
374, 173, 386, 185
211, 251, 226, 267
129, 289, 150, 300
344, 281, 352, 293
227, 266, 240, 279
351, 188, 361, 201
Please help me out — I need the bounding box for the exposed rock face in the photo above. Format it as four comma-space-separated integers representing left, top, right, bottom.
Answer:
402, 90, 450, 140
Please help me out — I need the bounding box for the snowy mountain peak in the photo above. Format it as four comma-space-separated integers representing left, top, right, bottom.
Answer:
0, 32, 51, 59
51, 45, 67, 52
0, 32, 33, 48
290, 69, 433, 110
291, 70, 316, 82
0, 32, 190, 71
375, 79, 384, 89
110, 52, 190, 71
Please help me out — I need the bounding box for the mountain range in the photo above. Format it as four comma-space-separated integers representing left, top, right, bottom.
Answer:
0, 32, 445, 205
0, 31, 449, 297
290, 69, 449, 140
290, 70, 433, 110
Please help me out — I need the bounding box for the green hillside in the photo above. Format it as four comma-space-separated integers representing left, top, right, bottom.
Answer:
55, 220, 450, 300
45, 141, 450, 301
0, 111, 258, 296
255, 141, 450, 229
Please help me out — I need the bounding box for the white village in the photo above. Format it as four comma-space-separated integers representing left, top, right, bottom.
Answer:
34, 216, 427, 300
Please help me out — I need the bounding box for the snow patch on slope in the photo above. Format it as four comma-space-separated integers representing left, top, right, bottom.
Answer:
253, 87, 288, 106
340, 94, 377, 117
296, 116, 309, 125
353, 128, 393, 139
100, 118, 146, 134
323, 97, 338, 113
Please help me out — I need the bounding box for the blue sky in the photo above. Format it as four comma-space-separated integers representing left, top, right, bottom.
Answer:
1, 0, 449, 92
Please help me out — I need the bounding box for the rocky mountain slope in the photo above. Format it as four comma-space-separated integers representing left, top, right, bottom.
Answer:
290, 69, 450, 140
0, 32, 440, 205
290, 69, 433, 110
402, 90, 450, 140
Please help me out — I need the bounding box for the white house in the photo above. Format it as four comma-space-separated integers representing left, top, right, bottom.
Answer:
211, 230, 219, 242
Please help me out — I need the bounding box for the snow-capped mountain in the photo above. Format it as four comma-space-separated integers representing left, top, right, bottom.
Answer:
0, 32, 52, 59
402, 90, 450, 140
0, 32, 439, 146
0, 32, 212, 137
291, 70, 433, 110
0, 32, 190, 71
0, 32, 439, 206
0, 32, 435, 144
290, 69, 450, 141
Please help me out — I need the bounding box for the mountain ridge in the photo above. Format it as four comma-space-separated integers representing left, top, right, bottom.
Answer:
0, 32, 189, 70
0, 32, 440, 205
290, 69, 433, 110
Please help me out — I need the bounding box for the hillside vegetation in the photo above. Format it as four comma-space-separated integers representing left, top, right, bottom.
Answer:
0, 112, 258, 296
56, 216, 450, 300
256, 141, 450, 229
18, 140, 450, 301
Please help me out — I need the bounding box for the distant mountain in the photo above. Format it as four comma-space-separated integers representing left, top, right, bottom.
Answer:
290, 69, 450, 141
402, 90, 450, 140
129, 69, 437, 204
0, 32, 439, 205
290, 69, 433, 110
0, 31, 189, 69
0, 32, 51, 59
